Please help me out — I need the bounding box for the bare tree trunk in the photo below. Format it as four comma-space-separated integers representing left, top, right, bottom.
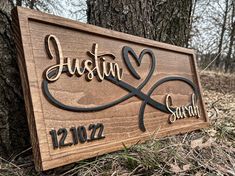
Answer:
0, 0, 30, 157
87, 0, 193, 47
215, 0, 229, 69
225, 1, 235, 73
29, 0, 35, 9
16, 0, 22, 6
186, 0, 198, 48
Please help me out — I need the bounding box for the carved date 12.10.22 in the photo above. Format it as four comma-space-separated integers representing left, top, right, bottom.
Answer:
49, 123, 105, 149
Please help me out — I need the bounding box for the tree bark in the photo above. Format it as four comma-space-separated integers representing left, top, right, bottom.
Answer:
87, 0, 193, 47
29, 0, 35, 9
225, 1, 235, 73
16, 0, 22, 6
0, 0, 30, 157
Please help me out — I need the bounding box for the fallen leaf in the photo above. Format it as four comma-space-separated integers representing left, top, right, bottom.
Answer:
191, 137, 215, 149
216, 164, 229, 174
183, 164, 190, 171
202, 137, 216, 148
191, 137, 203, 148
170, 163, 182, 173
208, 129, 217, 137
195, 172, 202, 176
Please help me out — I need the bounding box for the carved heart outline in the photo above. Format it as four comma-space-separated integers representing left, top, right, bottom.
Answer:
122, 46, 156, 90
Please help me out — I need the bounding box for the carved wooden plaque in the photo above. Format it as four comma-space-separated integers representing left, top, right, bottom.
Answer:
12, 7, 209, 171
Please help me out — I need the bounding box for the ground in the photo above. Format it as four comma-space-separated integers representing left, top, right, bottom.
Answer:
0, 71, 234, 176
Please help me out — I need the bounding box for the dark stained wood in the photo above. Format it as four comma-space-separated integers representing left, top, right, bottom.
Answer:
12, 7, 209, 171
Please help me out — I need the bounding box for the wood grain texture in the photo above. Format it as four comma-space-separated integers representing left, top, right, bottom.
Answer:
12, 7, 209, 171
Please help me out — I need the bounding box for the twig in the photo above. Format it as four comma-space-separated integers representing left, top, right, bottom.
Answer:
211, 98, 222, 107
200, 50, 223, 73
10, 147, 32, 162
0, 156, 23, 175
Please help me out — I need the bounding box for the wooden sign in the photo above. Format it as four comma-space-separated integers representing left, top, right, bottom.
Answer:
12, 7, 209, 171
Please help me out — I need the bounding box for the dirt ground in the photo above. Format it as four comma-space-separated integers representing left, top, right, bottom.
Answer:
0, 71, 234, 176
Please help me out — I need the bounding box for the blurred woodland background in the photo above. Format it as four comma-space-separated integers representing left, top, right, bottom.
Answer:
0, 0, 234, 175
6, 0, 235, 72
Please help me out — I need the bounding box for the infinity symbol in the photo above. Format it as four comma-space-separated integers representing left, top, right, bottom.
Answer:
42, 46, 199, 132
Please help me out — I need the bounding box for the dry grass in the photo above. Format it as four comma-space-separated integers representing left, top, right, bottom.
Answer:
0, 71, 234, 176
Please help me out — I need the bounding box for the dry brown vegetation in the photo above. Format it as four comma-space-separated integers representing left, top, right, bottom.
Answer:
0, 71, 234, 176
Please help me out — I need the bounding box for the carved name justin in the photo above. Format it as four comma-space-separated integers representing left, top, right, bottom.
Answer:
45, 35, 123, 82
166, 94, 200, 123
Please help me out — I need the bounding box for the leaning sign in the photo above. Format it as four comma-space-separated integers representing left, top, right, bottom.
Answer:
12, 7, 209, 171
